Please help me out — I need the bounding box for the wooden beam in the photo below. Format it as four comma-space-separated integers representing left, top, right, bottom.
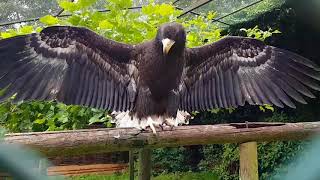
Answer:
138, 148, 152, 180
4, 122, 320, 157
240, 142, 258, 180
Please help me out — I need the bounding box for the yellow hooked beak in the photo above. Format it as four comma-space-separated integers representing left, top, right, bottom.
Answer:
162, 38, 175, 55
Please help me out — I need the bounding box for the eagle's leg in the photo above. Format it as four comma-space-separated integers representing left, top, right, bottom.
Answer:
163, 117, 176, 130
166, 89, 179, 116
163, 89, 180, 129
135, 87, 165, 133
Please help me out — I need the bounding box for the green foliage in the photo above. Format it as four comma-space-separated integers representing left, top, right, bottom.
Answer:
153, 147, 191, 174
58, 0, 98, 13
40, 15, 60, 26
0, 26, 40, 39
259, 104, 275, 113
240, 25, 281, 41
0, 99, 112, 132
0, 126, 6, 138
69, 171, 218, 180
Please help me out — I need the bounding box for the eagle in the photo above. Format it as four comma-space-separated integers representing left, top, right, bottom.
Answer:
0, 22, 319, 133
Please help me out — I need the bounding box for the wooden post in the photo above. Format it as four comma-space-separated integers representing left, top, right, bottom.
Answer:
240, 142, 258, 180
138, 148, 152, 180
129, 150, 135, 180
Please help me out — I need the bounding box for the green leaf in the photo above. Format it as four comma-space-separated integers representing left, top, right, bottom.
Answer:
77, 0, 98, 9
67, 15, 82, 25
34, 119, 46, 125
209, 109, 220, 114
19, 26, 34, 34
58, 0, 79, 12
0, 32, 13, 39
40, 15, 59, 26
259, 104, 274, 112
207, 11, 216, 20
0, 85, 10, 96
35, 27, 43, 33
259, 105, 266, 112
264, 104, 274, 112
56, 113, 69, 123
99, 20, 113, 29
88, 113, 104, 125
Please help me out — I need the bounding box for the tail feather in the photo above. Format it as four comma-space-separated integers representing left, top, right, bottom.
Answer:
111, 111, 192, 130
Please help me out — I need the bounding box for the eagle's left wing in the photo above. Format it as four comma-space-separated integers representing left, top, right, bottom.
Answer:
0, 26, 137, 111
179, 36, 320, 112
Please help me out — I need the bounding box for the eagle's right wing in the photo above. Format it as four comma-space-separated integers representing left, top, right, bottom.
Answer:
0, 26, 138, 111
179, 36, 320, 112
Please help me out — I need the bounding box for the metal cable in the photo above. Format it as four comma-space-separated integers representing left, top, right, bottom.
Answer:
175, 7, 230, 26
212, 0, 265, 23
177, 0, 213, 18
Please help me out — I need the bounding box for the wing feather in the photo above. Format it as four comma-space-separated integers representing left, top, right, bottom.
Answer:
180, 36, 320, 111
0, 26, 137, 112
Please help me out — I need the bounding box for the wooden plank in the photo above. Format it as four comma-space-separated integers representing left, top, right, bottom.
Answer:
240, 142, 258, 180
138, 148, 152, 180
0, 163, 127, 177
47, 164, 128, 176
3, 122, 320, 157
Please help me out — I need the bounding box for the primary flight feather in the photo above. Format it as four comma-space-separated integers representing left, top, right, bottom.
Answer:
0, 22, 319, 133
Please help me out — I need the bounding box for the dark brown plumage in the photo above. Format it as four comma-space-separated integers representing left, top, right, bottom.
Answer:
0, 22, 319, 131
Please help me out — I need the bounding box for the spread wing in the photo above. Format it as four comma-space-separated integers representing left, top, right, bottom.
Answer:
0, 26, 138, 111
179, 36, 320, 112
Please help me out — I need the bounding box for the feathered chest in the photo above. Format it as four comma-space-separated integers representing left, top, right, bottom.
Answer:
138, 49, 185, 95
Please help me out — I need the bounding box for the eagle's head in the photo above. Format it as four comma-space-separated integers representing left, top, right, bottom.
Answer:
156, 22, 186, 55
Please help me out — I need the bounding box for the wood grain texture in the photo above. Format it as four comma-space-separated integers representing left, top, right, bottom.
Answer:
240, 142, 258, 180
47, 164, 127, 176
4, 122, 320, 157
138, 148, 152, 180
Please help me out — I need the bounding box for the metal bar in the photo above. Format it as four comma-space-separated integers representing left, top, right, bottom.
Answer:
177, 0, 213, 18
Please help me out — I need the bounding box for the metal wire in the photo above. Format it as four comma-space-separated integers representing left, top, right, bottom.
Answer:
172, 0, 181, 4
212, 0, 265, 23
177, 0, 213, 18
175, 7, 230, 26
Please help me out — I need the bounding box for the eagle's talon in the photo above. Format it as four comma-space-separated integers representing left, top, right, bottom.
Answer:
147, 117, 157, 134
159, 123, 165, 131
